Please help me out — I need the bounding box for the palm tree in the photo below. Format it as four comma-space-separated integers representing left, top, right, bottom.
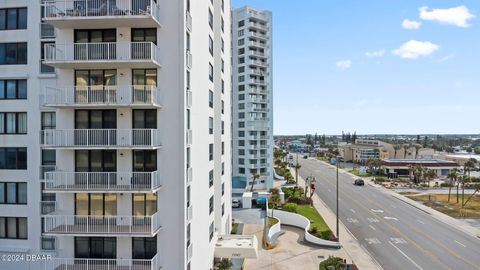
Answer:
216, 258, 233, 270
447, 168, 458, 202
393, 145, 401, 159
407, 164, 415, 182
294, 163, 301, 187
269, 191, 281, 217
414, 144, 422, 159
250, 173, 260, 192
423, 169, 436, 188
403, 144, 410, 159
462, 159, 477, 207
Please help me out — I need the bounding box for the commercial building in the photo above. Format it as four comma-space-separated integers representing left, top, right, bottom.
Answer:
231, 6, 274, 191
0, 0, 240, 269
382, 159, 460, 178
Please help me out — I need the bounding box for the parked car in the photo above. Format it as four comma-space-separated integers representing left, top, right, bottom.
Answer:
232, 199, 241, 208
303, 155, 308, 159
354, 179, 365, 186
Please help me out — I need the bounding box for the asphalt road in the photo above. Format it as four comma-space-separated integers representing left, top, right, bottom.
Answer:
298, 157, 480, 270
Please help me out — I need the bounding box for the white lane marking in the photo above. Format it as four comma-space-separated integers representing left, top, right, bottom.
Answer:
371, 209, 384, 213
454, 240, 466, 248
384, 216, 399, 221
389, 242, 423, 270
346, 218, 359, 223
367, 218, 380, 223
350, 209, 356, 213
390, 238, 407, 244
369, 225, 377, 231
365, 238, 381, 245
417, 219, 425, 225
391, 204, 397, 209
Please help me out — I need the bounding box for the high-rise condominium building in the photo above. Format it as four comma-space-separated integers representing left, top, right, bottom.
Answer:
0, 0, 232, 269
231, 6, 274, 191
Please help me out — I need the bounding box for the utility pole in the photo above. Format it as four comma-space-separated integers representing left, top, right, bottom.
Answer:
336, 156, 340, 240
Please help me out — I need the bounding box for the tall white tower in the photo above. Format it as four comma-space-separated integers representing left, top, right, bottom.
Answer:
232, 6, 274, 192
0, 0, 232, 269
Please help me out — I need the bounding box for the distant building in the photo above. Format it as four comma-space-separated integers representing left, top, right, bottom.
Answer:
441, 154, 480, 166
339, 139, 435, 162
383, 159, 460, 178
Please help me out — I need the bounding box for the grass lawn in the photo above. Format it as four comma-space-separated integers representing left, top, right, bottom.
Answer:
296, 205, 332, 239
407, 194, 480, 218
231, 223, 239, 234
268, 217, 278, 228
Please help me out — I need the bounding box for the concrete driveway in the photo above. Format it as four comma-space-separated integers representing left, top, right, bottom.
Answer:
233, 208, 266, 224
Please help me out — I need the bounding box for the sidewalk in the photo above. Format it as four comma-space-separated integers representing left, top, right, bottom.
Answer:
292, 168, 382, 270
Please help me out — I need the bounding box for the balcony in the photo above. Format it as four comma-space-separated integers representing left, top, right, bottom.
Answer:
44, 171, 162, 193
186, 90, 192, 108
40, 129, 162, 149
248, 31, 268, 40
186, 129, 192, 146
249, 79, 266, 86
41, 201, 57, 215
186, 167, 192, 184
186, 11, 192, 32
248, 87, 267, 95
186, 205, 192, 221
248, 41, 267, 49
250, 50, 266, 58
248, 21, 268, 31
43, 213, 162, 237
186, 50, 192, 69
43, 85, 161, 108
43, 42, 161, 69
44, 254, 161, 270
42, 0, 161, 29
247, 58, 268, 68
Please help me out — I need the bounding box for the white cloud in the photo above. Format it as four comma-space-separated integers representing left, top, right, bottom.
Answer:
365, 49, 386, 58
336, 60, 352, 70
392, 40, 439, 59
419, 6, 475, 28
402, 19, 422, 30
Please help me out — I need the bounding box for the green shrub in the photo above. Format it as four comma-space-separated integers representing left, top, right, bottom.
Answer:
319, 229, 334, 240
319, 256, 342, 270
309, 226, 318, 234
287, 196, 312, 205
375, 177, 388, 182
283, 203, 298, 213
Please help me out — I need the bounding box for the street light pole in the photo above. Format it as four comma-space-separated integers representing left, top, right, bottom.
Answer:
336, 156, 340, 241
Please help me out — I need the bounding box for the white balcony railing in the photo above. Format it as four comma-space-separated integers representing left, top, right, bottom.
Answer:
186, 205, 193, 221
187, 243, 193, 261
248, 41, 266, 48
186, 129, 192, 146
249, 79, 266, 85
44, 85, 160, 107
186, 11, 192, 32
40, 129, 161, 148
44, 42, 160, 64
186, 167, 192, 183
40, 165, 57, 180
186, 90, 192, 108
43, 0, 161, 22
44, 171, 162, 192
43, 213, 161, 236
186, 50, 192, 69
249, 31, 267, 39
44, 254, 161, 270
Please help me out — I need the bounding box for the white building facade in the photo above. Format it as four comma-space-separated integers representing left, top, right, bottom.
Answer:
0, 0, 232, 269
231, 6, 274, 192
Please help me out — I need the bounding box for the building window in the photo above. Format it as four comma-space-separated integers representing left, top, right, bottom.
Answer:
0, 182, 27, 204
221, 38, 224, 52
238, 48, 245, 55
221, 59, 224, 73
209, 117, 213, 134
41, 112, 56, 130
0, 8, 27, 30
0, 43, 27, 65
239, 113, 245, 119
0, 112, 27, 134
221, 100, 224, 114
221, 183, 225, 195
0, 148, 27, 170
131, 28, 157, 44
238, 30, 244, 37
239, 168, 245, 174
209, 63, 214, 82
221, 162, 225, 175
209, 144, 213, 161
209, 169, 213, 187
0, 217, 27, 239
239, 140, 245, 147
209, 36, 213, 56
238, 85, 245, 91
221, 121, 224, 135
238, 122, 245, 128
0, 80, 27, 99
221, 142, 224, 155
208, 9, 213, 29
40, 42, 55, 73
238, 66, 245, 73
238, 20, 245, 27
209, 197, 214, 215
238, 57, 244, 64
238, 131, 245, 137
221, 80, 224, 93
238, 39, 244, 46
238, 149, 245, 155
132, 236, 157, 260
221, 17, 224, 32
239, 158, 244, 165
208, 90, 213, 108
239, 94, 245, 100
222, 203, 225, 216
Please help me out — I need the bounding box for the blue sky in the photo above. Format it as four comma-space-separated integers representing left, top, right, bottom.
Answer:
232, 0, 479, 135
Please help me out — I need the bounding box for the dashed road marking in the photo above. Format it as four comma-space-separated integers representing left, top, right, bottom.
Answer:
455, 240, 466, 248
371, 209, 384, 213
384, 216, 399, 221
350, 209, 356, 213
417, 219, 425, 224
389, 242, 423, 270
369, 225, 377, 231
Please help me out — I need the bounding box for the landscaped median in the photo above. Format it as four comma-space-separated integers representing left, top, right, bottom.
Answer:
266, 187, 341, 248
